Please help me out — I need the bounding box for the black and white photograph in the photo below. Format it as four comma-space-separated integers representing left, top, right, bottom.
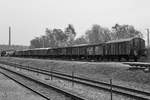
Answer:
0, 0, 150, 100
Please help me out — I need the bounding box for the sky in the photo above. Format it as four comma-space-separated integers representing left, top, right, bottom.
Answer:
0, 0, 150, 46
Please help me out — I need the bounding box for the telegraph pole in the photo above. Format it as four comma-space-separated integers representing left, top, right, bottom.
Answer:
9, 26, 11, 46
146, 28, 149, 47
43, 39, 45, 48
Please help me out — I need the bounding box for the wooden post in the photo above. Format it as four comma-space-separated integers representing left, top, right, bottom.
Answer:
72, 65, 75, 87
19, 63, 21, 71
36, 66, 39, 76
49, 65, 51, 80
72, 71, 74, 87
46, 64, 50, 80
51, 67, 53, 80
28, 64, 29, 72
110, 79, 112, 100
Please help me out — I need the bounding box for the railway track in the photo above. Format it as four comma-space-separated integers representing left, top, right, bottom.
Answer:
0, 64, 87, 100
123, 62, 150, 67
122, 62, 150, 71
0, 61, 150, 100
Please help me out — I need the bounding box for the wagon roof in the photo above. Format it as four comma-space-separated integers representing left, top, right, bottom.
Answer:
73, 44, 89, 47
72, 43, 104, 47
106, 37, 141, 44
29, 48, 51, 50
15, 47, 51, 52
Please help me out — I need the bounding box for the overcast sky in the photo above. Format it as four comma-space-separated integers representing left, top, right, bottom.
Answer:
0, 0, 150, 46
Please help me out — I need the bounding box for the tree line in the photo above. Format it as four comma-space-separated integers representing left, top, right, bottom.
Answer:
30, 24, 143, 48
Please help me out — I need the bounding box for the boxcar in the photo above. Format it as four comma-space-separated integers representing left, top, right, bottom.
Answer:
94, 43, 104, 60
14, 50, 24, 57
104, 37, 145, 61
27, 48, 49, 58
47, 48, 54, 57
71, 46, 79, 59
47, 48, 59, 58
65, 47, 72, 58
59, 47, 66, 58
76, 45, 87, 59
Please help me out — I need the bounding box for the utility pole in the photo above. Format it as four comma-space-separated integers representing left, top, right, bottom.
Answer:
42, 36, 45, 48
9, 26, 11, 46
146, 28, 149, 47
43, 39, 45, 48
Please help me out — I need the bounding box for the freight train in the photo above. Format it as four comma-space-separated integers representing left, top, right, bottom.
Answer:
6, 37, 146, 61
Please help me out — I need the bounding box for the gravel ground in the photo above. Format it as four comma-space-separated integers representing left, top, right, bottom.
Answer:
2, 64, 136, 100
0, 69, 46, 100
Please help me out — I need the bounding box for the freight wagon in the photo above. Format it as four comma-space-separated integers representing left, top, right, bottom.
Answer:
104, 37, 145, 61
12, 37, 146, 61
